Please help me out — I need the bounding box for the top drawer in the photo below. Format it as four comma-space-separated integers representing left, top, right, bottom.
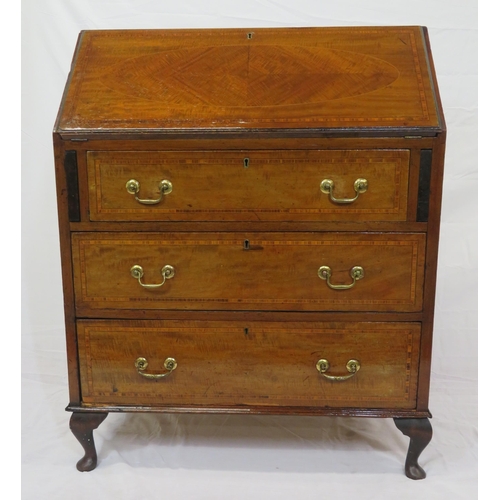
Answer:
87, 150, 410, 222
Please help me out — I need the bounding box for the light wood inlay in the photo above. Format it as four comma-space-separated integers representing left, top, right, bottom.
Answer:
53, 27, 446, 475
99, 45, 400, 107
88, 150, 410, 222
77, 320, 421, 408
72, 232, 426, 312
56, 27, 439, 134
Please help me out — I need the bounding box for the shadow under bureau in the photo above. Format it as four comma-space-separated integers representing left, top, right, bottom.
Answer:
53, 26, 446, 479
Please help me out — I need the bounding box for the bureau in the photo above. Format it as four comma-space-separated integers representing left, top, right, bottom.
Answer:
53, 27, 446, 479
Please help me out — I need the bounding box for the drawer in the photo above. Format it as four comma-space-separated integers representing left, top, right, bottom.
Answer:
72, 232, 426, 313
77, 320, 421, 408
87, 150, 410, 222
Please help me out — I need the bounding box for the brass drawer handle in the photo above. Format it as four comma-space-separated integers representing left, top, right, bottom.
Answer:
130, 264, 175, 289
316, 358, 360, 381
318, 265, 364, 290
135, 357, 177, 379
320, 178, 368, 204
126, 179, 172, 205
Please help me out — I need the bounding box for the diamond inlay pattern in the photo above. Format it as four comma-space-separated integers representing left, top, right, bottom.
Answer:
100, 45, 400, 107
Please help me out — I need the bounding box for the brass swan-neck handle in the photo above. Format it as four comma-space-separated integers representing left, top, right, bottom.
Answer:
130, 264, 175, 289
317, 265, 364, 290
316, 358, 360, 381
126, 179, 173, 205
135, 357, 177, 379
320, 178, 368, 204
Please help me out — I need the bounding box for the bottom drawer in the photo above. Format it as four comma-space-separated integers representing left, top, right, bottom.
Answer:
77, 320, 421, 409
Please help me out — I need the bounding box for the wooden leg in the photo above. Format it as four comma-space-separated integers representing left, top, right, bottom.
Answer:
394, 418, 432, 480
69, 412, 108, 472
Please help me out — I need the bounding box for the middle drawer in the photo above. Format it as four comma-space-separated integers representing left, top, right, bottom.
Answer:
72, 232, 426, 313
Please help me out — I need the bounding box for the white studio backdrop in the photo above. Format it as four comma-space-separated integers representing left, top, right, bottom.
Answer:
21, 1, 478, 499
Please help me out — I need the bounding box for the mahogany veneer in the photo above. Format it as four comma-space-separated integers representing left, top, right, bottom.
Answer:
53, 27, 446, 479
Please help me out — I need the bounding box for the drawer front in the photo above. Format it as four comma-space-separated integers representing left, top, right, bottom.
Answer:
72, 232, 425, 313
87, 150, 410, 221
77, 320, 421, 408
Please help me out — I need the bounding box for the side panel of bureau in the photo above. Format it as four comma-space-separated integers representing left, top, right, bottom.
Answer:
77, 320, 421, 409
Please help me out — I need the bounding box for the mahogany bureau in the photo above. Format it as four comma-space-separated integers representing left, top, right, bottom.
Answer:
53, 27, 446, 479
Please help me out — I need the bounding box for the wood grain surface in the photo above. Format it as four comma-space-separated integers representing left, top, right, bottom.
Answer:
72, 232, 426, 313
77, 320, 421, 408
53, 27, 446, 431
55, 27, 441, 136
87, 149, 410, 222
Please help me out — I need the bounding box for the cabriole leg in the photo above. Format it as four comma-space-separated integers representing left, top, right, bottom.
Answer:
69, 412, 108, 472
393, 418, 432, 479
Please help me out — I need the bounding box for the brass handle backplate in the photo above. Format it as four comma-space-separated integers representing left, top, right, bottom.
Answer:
316, 358, 360, 381
126, 179, 173, 205
130, 264, 175, 289
318, 265, 364, 290
135, 357, 177, 379
320, 178, 368, 204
